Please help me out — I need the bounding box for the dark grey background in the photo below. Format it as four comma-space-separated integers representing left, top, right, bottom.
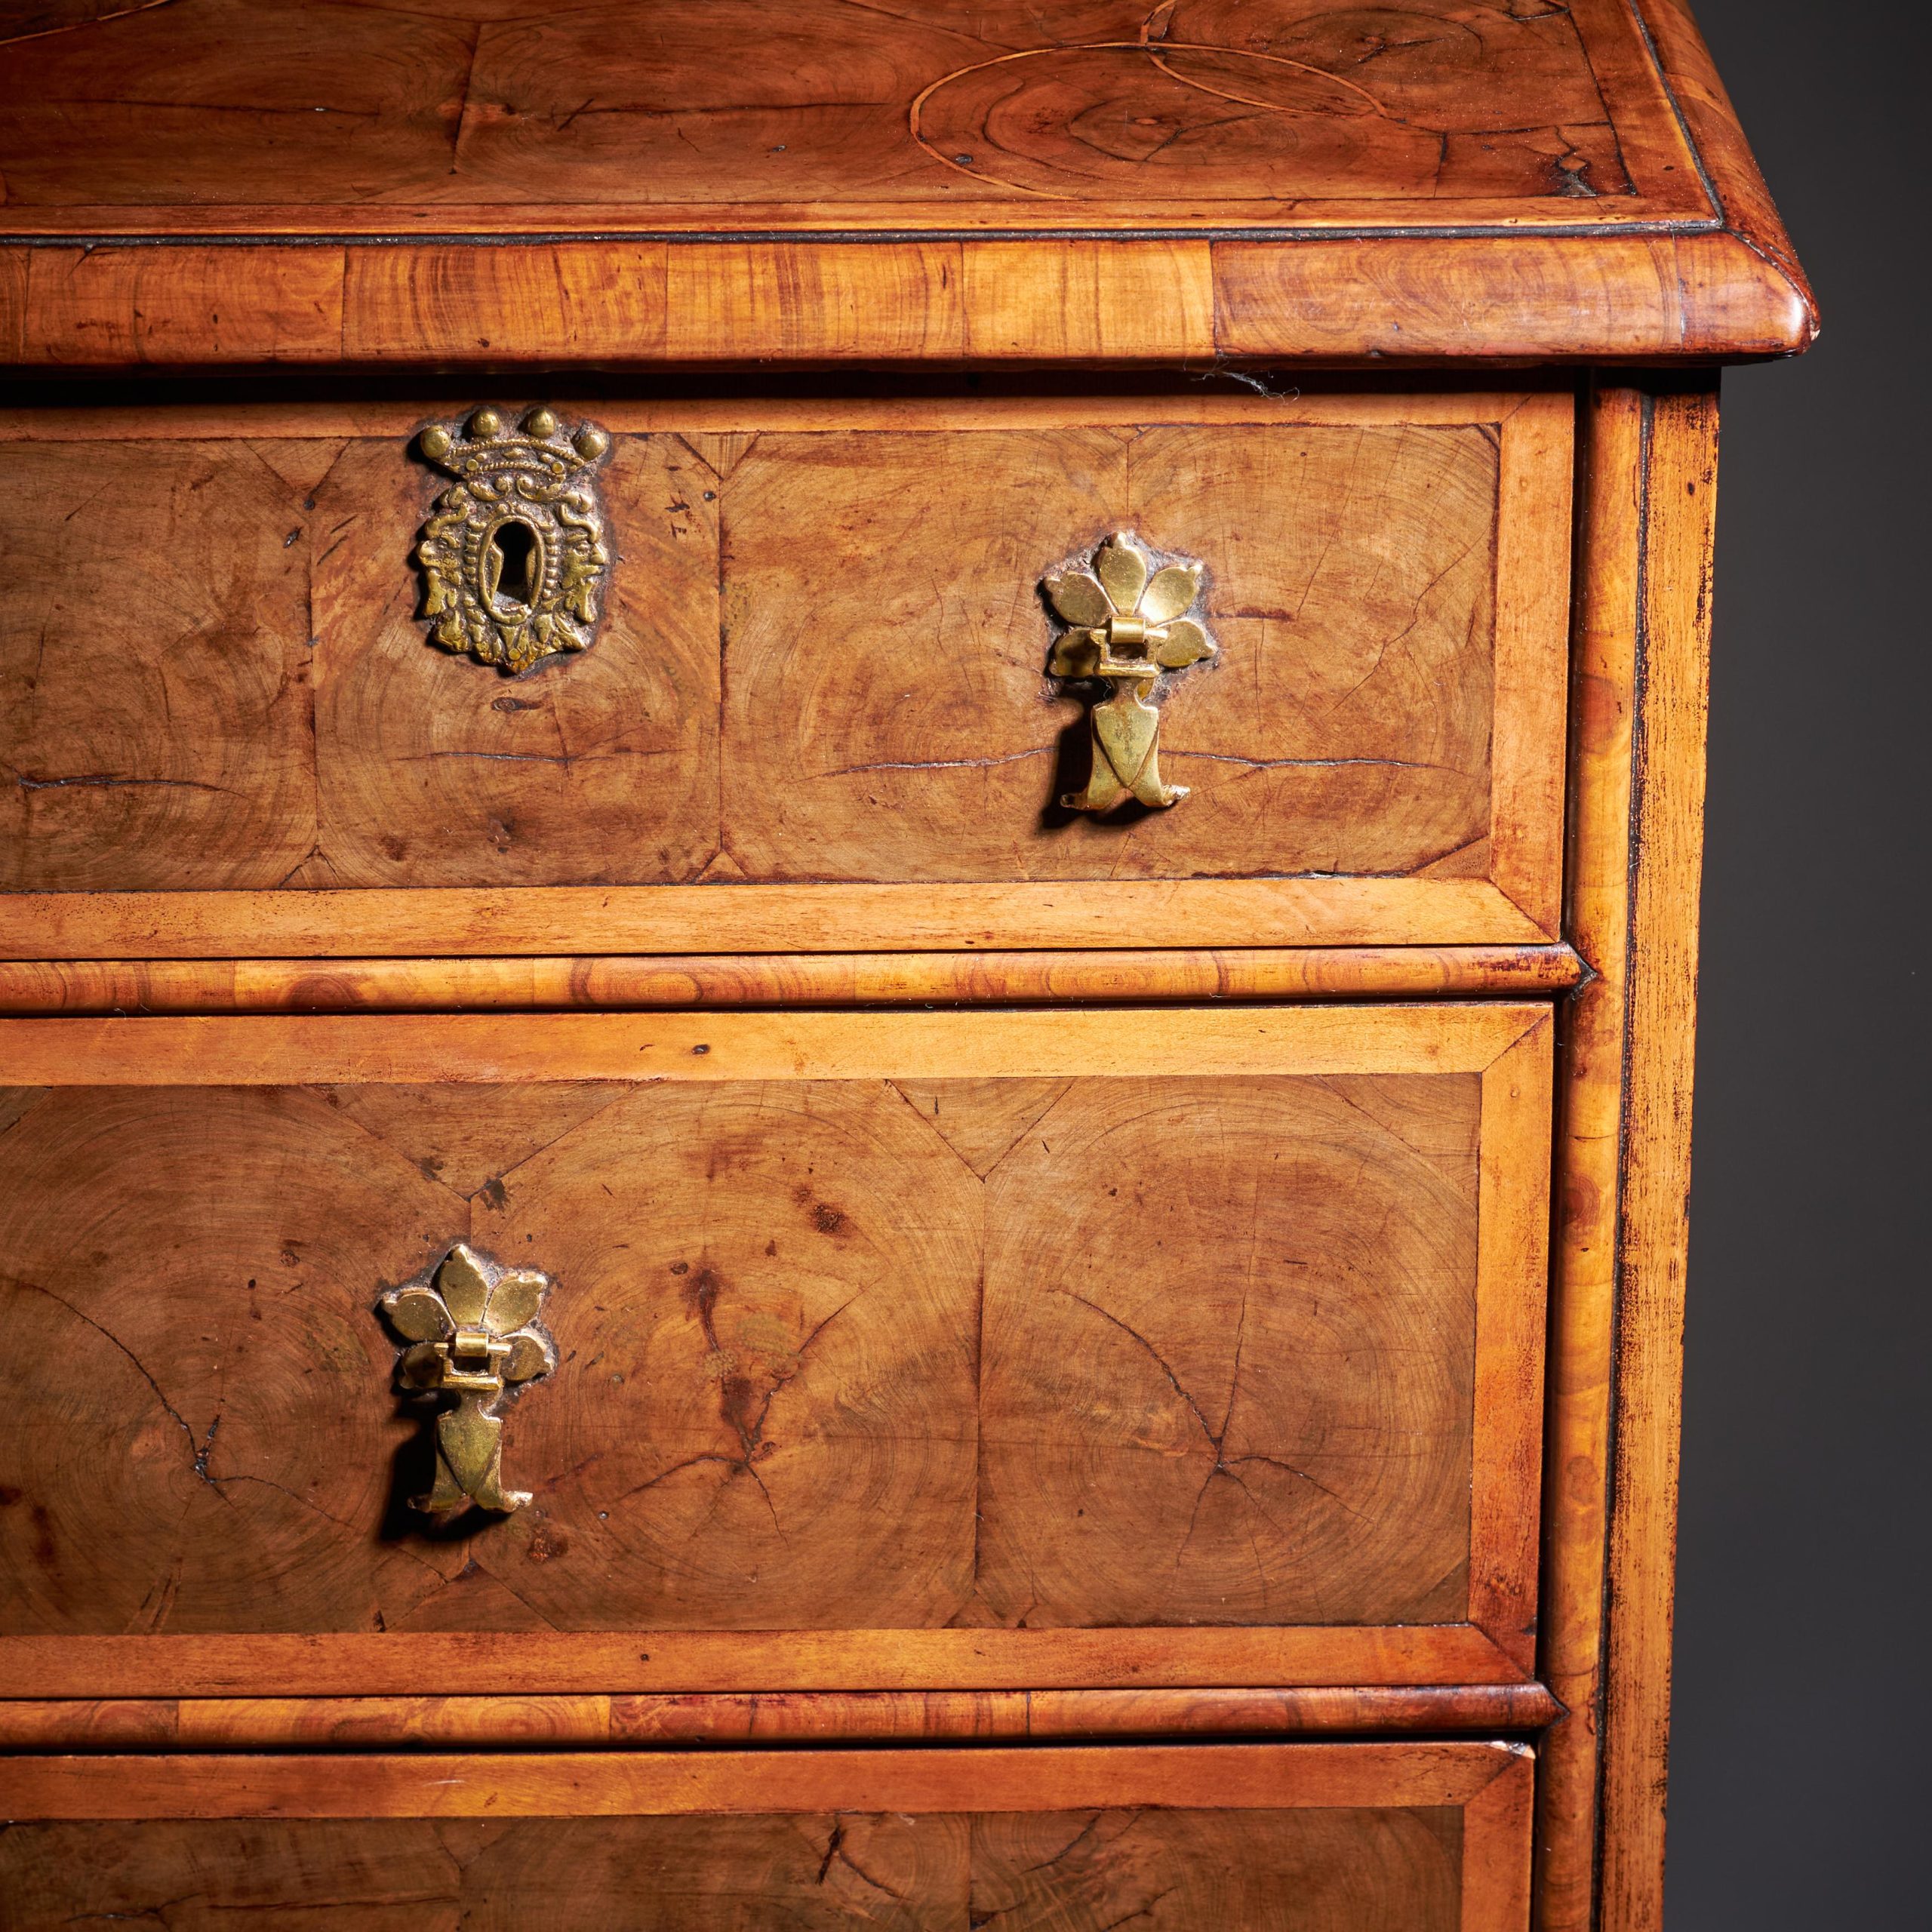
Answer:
1663, 2, 1927, 1924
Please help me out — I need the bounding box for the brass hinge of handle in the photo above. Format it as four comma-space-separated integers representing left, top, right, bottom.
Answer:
1044, 531, 1217, 811
378, 1242, 557, 1516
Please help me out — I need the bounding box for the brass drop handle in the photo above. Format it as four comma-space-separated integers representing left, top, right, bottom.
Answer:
378, 1242, 556, 1516
1044, 531, 1217, 811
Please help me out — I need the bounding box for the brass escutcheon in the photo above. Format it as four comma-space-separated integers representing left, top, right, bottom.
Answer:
414, 405, 612, 674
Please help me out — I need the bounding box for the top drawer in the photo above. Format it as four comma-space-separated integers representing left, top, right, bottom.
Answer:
0, 391, 1570, 956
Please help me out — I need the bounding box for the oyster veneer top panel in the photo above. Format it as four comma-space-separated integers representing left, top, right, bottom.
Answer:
0, 2, 1815, 363
0, 0, 1700, 226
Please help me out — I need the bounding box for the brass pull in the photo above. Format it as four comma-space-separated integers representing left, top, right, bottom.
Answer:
379, 1242, 556, 1516
1045, 531, 1216, 811
414, 406, 612, 675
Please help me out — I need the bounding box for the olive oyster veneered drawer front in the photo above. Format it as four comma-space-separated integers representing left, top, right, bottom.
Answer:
0, 1743, 1534, 1932
0, 392, 1570, 957
0, 1005, 1550, 1697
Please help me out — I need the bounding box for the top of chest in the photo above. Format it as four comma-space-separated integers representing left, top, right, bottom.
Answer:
0, 0, 1810, 368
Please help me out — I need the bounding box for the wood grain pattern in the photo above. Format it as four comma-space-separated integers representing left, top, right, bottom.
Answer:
0, 1027, 1546, 1661
1531, 380, 1719, 1932
0, 1737, 1526, 1811
0, 943, 1587, 1014
0, 1001, 1547, 1085
0, 2, 174, 46
0, 876, 1555, 959
719, 418, 1514, 887
0, 5, 1814, 363
968, 1075, 1482, 1630
1468, 1023, 1555, 1676
0, 1004, 1549, 1695
0, 392, 1567, 942
13, 243, 345, 365
0, 1624, 1530, 1699
958, 239, 1216, 361
0, 1684, 1564, 1750
0, 2, 1709, 226
1491, 394, 1576, 930
0, 438, 318, 890
0, 1743, 1533, 1930
304, 431, 720, 890
0, 231, 1815, 368
0, 1811, 1466, 1930
344, 240, 672, 363
1210, 231, 1813, 365
1597, 385, 1718, 1932
1535, 382, 1643, 1932
0, 425, 715, 891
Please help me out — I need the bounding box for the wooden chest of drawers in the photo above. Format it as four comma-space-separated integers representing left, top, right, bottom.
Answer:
0, 3, 1810, 1927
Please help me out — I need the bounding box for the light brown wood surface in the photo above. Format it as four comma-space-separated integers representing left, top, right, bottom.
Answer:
0, 2, 1814, 363
0, 229, 1814, 369
0, 390, 1569, 949
0, 1743, 1533, 1930
1597, 386, 1718, 1932
0, 1684, 1563, 1750
1534, 381, 1644, 1931
0, 943, 1586, 1014
1530, 380, 1718, 1932
0, 1001, 1547, 1084
0, 1626, 1531, 1700
0, 877, 1556, 959
0, 1005, 1549, 1694
0, 1741, 1525, 1813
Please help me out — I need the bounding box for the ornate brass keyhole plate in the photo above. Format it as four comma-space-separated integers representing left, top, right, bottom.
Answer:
414, 405, 612, 675
1044, 531, 1216, 811
378, 1242, 557, 1516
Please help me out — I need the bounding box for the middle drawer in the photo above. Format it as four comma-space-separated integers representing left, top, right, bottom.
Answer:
0, 1004, 1550, 1698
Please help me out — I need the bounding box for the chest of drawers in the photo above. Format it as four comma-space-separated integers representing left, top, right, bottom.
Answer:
0, 3, 1810, 1927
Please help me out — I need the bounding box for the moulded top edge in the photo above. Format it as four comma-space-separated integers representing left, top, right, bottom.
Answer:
0, 0, 1814, 367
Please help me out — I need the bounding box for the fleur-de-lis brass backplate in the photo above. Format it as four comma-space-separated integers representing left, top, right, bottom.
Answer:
1045, 531, 1216, 811
414, 406, 612, 675
378, 1242, 557, 1516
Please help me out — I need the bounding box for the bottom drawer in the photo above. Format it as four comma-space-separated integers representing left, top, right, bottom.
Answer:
0, 1742, 1531, 1929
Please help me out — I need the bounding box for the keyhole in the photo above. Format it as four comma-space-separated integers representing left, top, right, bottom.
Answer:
485, 520, 542, 611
